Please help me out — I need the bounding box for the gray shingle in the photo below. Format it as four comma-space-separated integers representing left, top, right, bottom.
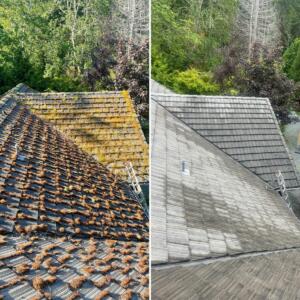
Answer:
151, 100, 300, 266
152, 94, 300, 188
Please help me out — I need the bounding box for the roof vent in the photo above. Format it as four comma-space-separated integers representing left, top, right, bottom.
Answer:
181, 160, 190, 176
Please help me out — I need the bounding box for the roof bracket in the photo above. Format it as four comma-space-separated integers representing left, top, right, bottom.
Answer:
274, 170, 290, 208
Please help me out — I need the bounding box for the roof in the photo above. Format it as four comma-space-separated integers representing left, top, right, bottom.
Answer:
150, 80, 174, 95
152, 248, 300, 299
0, 235, 148, 300
151, 99, 300, 297
0, 93, 149, 299
16, 91, 148, 182
151, 100, 300, 265
11, 84, 37, 94
152, 93, 300, 189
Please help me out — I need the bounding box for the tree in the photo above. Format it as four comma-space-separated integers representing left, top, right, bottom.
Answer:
283, 38, 300, 82
235, 46, 296, 122
0, 0, 149, 118
151, 0, 238, 92
115, 39, 149, 117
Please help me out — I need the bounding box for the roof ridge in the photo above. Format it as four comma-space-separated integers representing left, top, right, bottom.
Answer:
152, 92, 270, 100
17, 91, 125, 96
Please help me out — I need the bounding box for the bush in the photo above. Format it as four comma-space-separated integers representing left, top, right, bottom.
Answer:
172, 68, 220, 95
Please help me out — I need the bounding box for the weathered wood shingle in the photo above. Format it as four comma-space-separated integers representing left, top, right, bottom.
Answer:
17, 91, 148, 182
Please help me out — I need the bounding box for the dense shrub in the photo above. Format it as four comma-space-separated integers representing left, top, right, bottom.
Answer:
172, 69, 220, 95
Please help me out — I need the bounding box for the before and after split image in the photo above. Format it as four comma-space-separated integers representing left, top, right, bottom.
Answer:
1, 0, 300, 299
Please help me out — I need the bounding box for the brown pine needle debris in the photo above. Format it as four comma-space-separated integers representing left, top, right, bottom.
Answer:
15, 263, 30, 274
94, 290, 109, 300
121, 290, 133, 300
103, 253, 115, 263
57, 253, 71, 264
137, 264, 148, 274
43, 257, 52, 269
0, 90, 148, 299
120, 249, 131, 255
120, 277, 131, 288
140, 288, 149, 300
81, 266, 95, 275
0, 235, 6, 245
80, 253, 95, 262
66, 291, 81, 300
140, 276, 148, 286
105, 240, 116, 248
49, 266, 59, 275
45, 275, 57, 284
17, 241, 32, 250
66, 244, 77, 253
32, 276, 45, 291
99, 265, 112, 274
69, 275, 86, 289
94, 276, 111, 288
122, 265, 131, 274
122, 256, 134, 264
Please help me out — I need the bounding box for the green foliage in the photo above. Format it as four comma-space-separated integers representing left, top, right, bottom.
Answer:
152, 0, 238, 94
172, 69, 219, 95
283, 38, 300, 82
235, 50, 295, 122
276, 0, 300, 44
0, 0, 102, 93
0, 0, 148, 118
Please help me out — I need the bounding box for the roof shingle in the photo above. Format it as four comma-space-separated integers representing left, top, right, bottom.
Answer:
0, 92, 149, 299
152, 93, 300, 188
151, 99, 300, 265
17, 91, 148, 182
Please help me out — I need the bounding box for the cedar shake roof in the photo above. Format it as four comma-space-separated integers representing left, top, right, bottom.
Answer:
0, 92, 149, 299
152, 93, 300, 189
16, 90, 148, 183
